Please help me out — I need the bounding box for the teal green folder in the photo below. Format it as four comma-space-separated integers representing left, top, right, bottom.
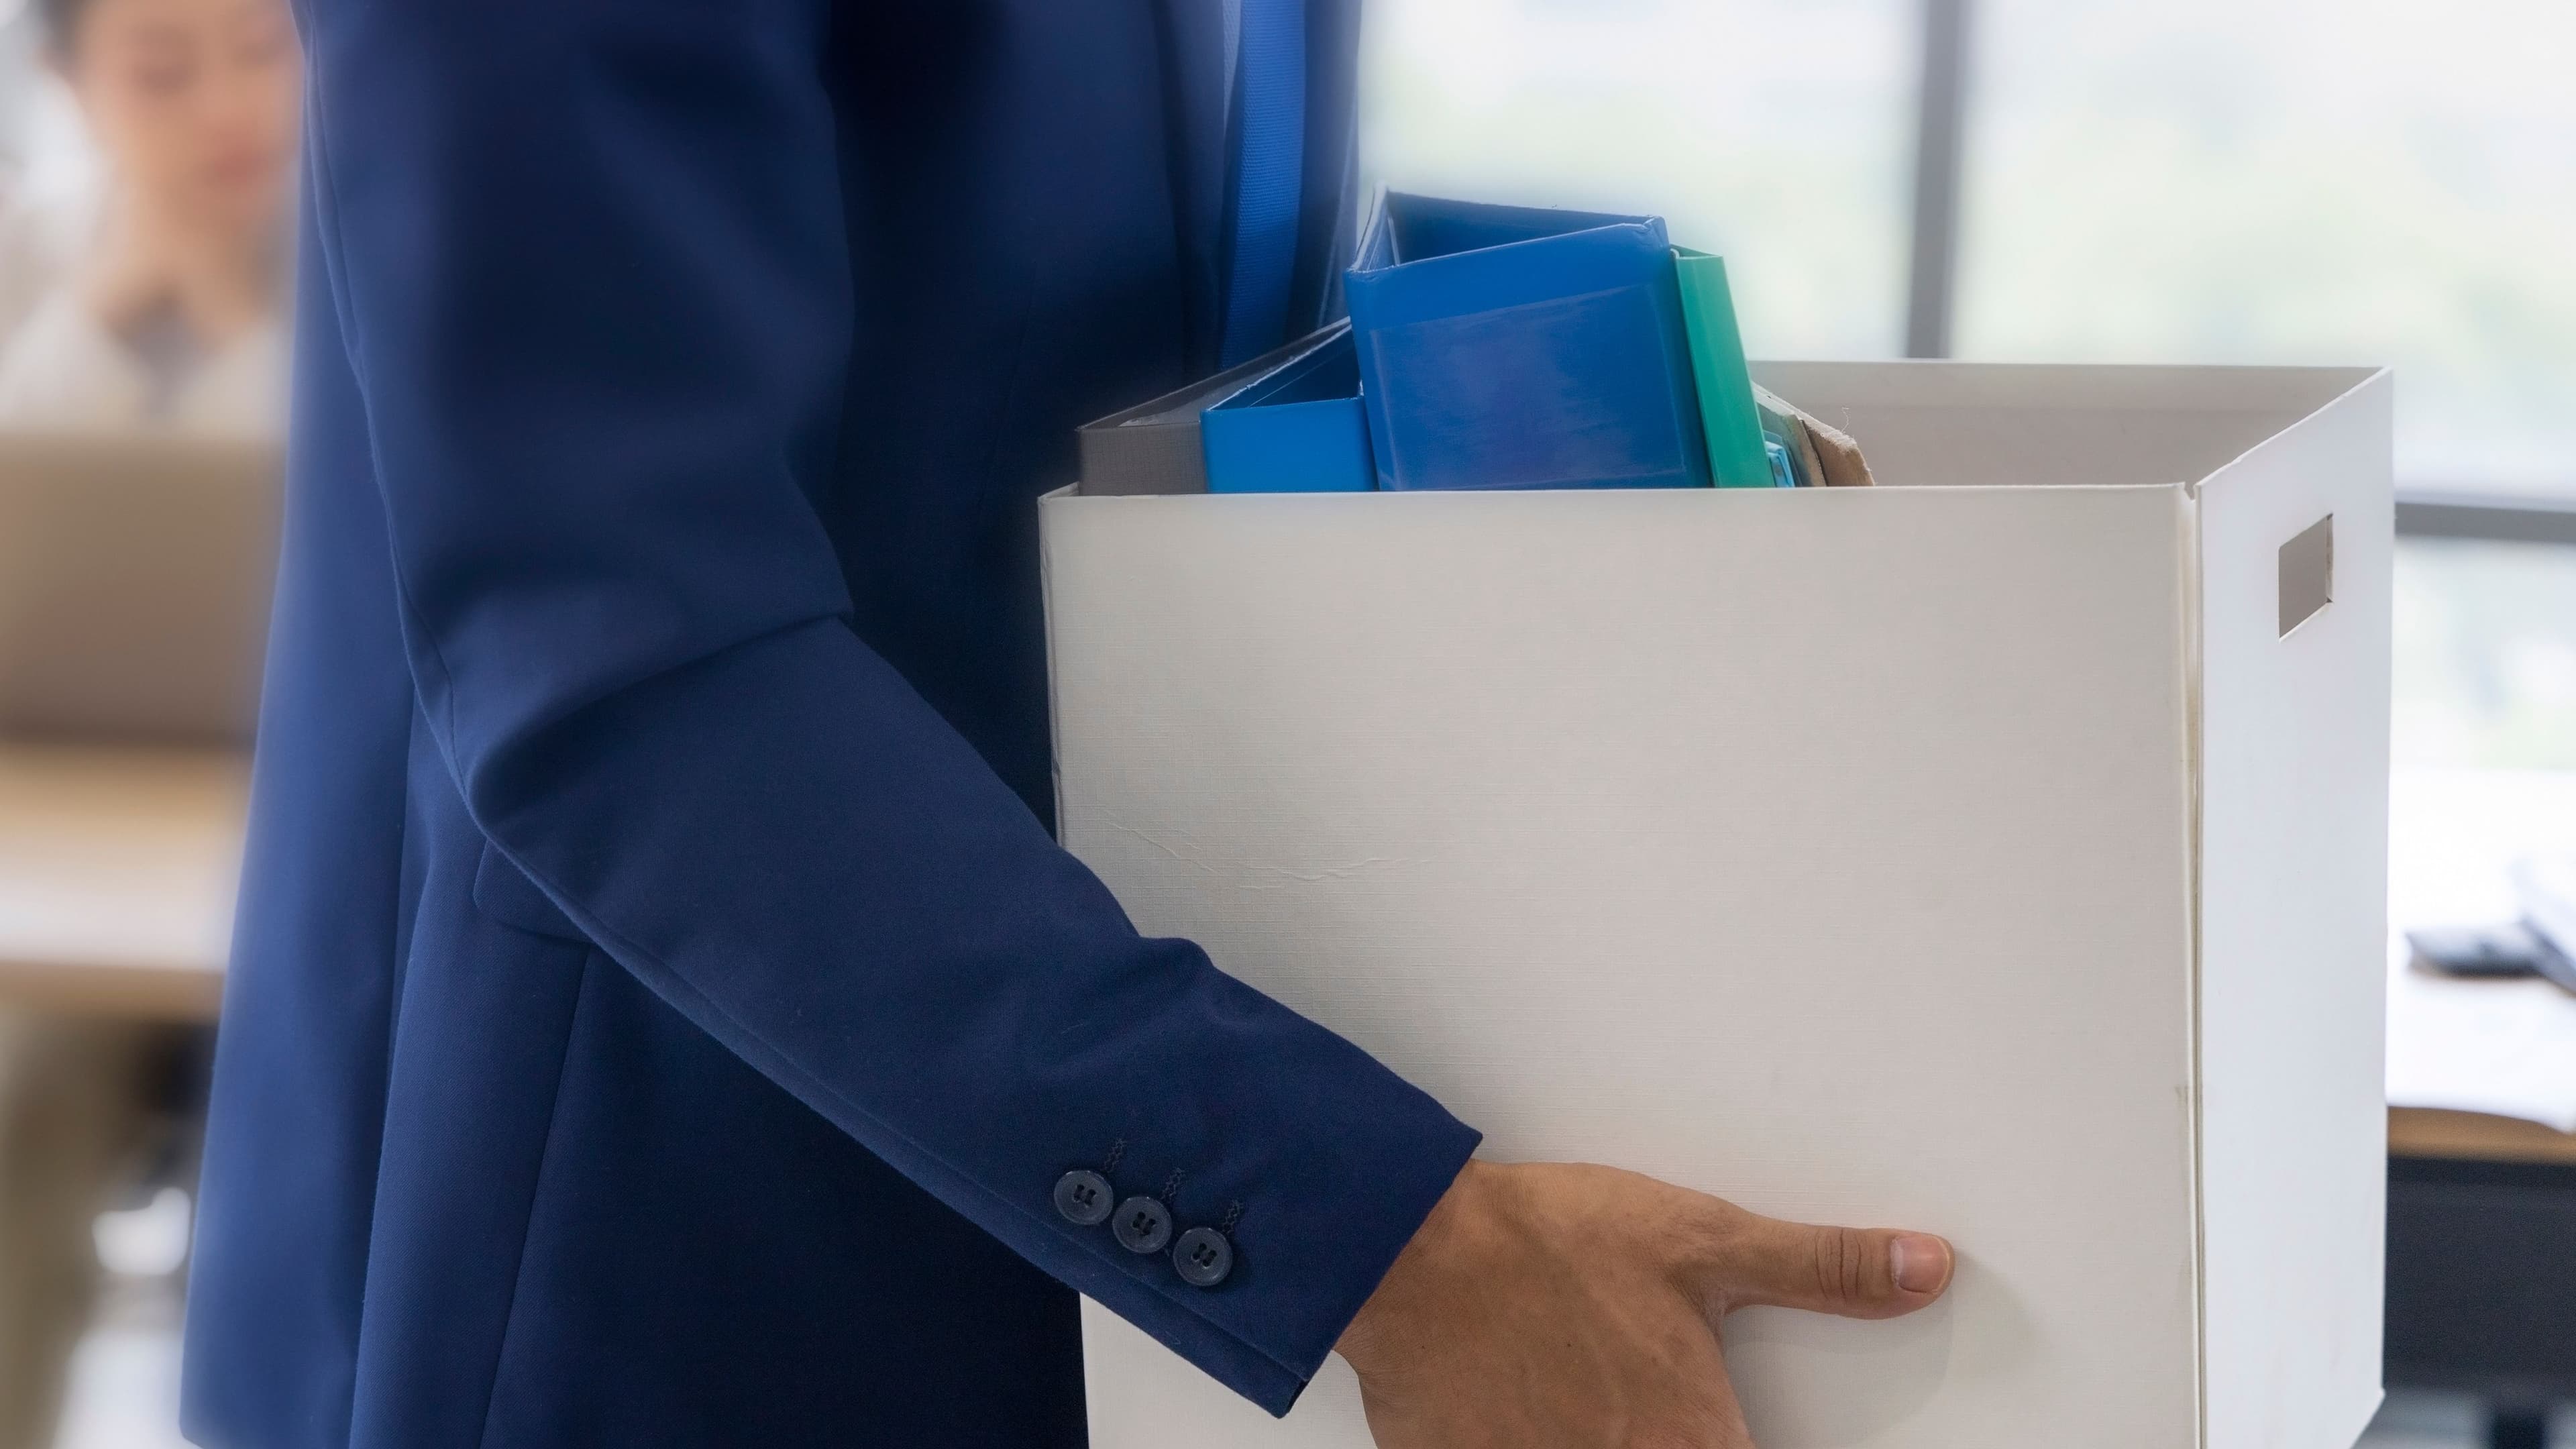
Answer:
1672, 249, 1775, 490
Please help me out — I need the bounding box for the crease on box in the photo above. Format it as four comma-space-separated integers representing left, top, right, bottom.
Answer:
2181, 472, 2209, 1449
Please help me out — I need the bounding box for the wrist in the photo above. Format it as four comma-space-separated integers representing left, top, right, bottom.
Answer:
1336, 1157, 1501, 1377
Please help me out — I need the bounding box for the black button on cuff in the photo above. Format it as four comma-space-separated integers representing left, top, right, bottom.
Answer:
1112, 1196, 1173, 1254
1173, 1226, 1234, 1287
1053, 1170, 1113, 1227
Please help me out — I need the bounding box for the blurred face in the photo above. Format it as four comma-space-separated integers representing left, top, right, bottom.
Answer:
54, 0, 301, 242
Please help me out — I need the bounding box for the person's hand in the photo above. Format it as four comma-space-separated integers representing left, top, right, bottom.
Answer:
1335, 1160, 1953, 1448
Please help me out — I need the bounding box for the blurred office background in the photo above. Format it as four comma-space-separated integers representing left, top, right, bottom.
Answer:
3, 0, 2573, 1444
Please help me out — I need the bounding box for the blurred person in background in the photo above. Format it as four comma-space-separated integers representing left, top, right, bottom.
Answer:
0, 0, 292, 1443
0, 0, 295, 433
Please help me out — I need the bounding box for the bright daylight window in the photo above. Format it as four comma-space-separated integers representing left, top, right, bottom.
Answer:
1365, 0, 2576, 772
1958, 0, 2576, 501
1360, 0, 1917, 360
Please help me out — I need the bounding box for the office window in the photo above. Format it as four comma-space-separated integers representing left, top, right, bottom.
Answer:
1360, 0, 1918, 359
1955, 0, 2576, 499
2396, 541, 2576, 771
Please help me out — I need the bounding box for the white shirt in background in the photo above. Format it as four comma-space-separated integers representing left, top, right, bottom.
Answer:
0, 283, 283, 435
0, 176, 286, 440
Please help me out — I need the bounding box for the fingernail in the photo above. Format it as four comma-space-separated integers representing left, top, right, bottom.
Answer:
1891, 1234, 1951, 1295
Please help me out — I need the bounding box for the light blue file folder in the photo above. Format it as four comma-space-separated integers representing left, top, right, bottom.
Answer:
1199, 324, 1374, 494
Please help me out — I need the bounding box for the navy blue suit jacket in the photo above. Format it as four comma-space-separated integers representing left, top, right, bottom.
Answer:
181, 0, 1481, 1443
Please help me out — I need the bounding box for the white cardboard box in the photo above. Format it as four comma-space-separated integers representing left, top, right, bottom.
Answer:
1043, 362, 2392, 1449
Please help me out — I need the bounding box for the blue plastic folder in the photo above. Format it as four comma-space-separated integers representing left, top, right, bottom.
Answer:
1200, 323, 1375, 494
1345, 193, 1712, 492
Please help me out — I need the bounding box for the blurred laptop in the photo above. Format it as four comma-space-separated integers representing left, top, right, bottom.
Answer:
0, 431, 280, 744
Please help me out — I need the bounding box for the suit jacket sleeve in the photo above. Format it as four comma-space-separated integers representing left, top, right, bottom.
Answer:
293, 0, 1478, 1413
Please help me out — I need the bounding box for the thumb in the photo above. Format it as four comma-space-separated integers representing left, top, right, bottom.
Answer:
1699, 1206, 1954, 1320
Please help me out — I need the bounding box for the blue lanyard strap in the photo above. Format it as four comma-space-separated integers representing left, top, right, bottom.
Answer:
1218, 0, 1306, 368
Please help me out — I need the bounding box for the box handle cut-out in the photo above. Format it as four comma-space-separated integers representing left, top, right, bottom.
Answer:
2278, 514, 2333, 637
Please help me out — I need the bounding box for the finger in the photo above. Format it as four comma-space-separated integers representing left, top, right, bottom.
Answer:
1703, 1208, 1953, 1320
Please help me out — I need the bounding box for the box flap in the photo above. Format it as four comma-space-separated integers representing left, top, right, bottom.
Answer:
1752, 362, 2381, 493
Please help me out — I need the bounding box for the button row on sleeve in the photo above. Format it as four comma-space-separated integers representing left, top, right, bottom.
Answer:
1052, 1169, 1232, 1287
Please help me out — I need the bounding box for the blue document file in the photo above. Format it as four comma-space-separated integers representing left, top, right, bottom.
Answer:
1201, 326, 1375, 493
1344, 193, 1711, 492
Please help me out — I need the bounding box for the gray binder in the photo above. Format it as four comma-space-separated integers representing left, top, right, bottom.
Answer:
1076, 323, 1351, 496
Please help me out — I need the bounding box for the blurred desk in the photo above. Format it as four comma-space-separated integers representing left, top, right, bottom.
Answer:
2393, 1106, 2576, 1165
2384, 769, 2576, 1449
0, 744, 245, 1023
